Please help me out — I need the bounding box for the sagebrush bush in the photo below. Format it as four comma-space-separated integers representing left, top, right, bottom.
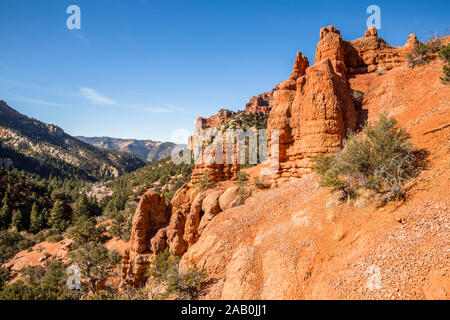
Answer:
406, 44, 432, 67
439, 44, 450, 84
146, 249, 207, 300
195, 173, 214, 191
423, 31, 443, 53
253, 176, 270, 189
313, 113, 427, 205
234, 171, 250, 197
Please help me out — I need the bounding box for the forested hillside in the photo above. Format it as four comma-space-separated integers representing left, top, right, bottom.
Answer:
0, 101, 146, 181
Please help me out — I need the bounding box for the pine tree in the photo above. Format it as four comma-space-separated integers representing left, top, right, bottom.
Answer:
0, 195, 11, 230
68, 214, 103, 248
73, 194, 90, 220
48, 201, 65, 232
41, 208, 49, 228
10, 209, 23, 231
29, 203, 44, 234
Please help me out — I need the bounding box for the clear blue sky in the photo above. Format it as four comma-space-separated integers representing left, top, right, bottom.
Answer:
0, 0, 448, 141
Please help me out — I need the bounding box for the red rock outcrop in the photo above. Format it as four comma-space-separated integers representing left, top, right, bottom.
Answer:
196, 109, 236, 130
244, 86, 278, 114
121, 191, 170, 286
190, 146, 240, 185
314, 26, 349, 77
315, 25, 418, 76
267, 25, 420, 180
268, 56, 357, 179
122, 182, 245, 286
180, 53, 450, 300
289, 52, 310, 81
189, 117, 240, 184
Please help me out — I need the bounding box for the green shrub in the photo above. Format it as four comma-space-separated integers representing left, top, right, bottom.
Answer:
0, 230, 34, 264
68, 242, 121, 294
0, 266, 11, 290
406, 44, 432, 67
146, 249, 179, 284
253, 176, 270, 189
67, 215, 105, 248
439, 44, 450, 62
46, 234, 64, 243
146, 249, 207, 300
195, 173, 214, 191
234, 171, 250, 197
169, 267, 207, 300
441, 65, 450, 84
439, 44, 450, 84
423, 31, 444, 53
313, 113, 427, 205
109, 210, 133, 241
0, 260, 80, 300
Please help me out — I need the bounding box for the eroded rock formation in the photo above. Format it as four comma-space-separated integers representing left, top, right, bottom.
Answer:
268, 56, 357, 179
121, 191, 169, 286
196, 109, 236, 130
122, 25, 422, 287
122, 178, 243, 286
267, 25, 417, 180
244, 87, 278, 114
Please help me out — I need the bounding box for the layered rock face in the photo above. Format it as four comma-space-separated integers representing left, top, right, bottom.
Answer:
121, 191, 169, 286
244, 86, 278, 114
121, 183, 246, 286
315, 25, 418, 76
268, 55, 357, 178
196, 109, 237, 130
189, 117, 240, 184
267, 26, 417, 180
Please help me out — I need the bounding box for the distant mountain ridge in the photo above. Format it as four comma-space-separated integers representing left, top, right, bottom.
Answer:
0, 100, 146, 180
76, 136, 179, 162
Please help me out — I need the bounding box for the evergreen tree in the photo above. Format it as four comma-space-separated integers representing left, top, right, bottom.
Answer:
48, 202, 65, 232
10, 210, 23, 231
68, 242, 121, 293
68, 214, 104, 248
29, 203, 44, 234
73, 194, 90, 220
110, 211, 127, 240
41, 208, 49, 228
0, 195, 11, 230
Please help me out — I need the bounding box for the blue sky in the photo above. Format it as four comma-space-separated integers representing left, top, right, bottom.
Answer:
0, 0, 448, 142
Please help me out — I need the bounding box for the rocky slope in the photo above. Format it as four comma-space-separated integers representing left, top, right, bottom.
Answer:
121, 26, 449, 299
0, 101, 146, 180
76, 136, 178, 162
179, 29, 449, 299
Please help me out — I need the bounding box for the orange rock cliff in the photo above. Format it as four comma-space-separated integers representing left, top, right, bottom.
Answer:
121, 25, 450, 299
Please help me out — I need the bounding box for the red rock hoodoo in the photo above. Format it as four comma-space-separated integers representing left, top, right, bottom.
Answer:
267, 25, 417, 180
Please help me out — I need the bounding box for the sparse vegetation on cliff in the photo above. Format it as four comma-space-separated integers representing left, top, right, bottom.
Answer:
0, 260, 80, 300
406, 44, 433, 67
313, 113, 427, 205
68, 242, 121, 294
105, 158, 193, 208
253, 175, 270, 189
439, 44, 450, 84
145, 249, 207, 300
195, 173, 214, 191
234, 171, 250, 197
